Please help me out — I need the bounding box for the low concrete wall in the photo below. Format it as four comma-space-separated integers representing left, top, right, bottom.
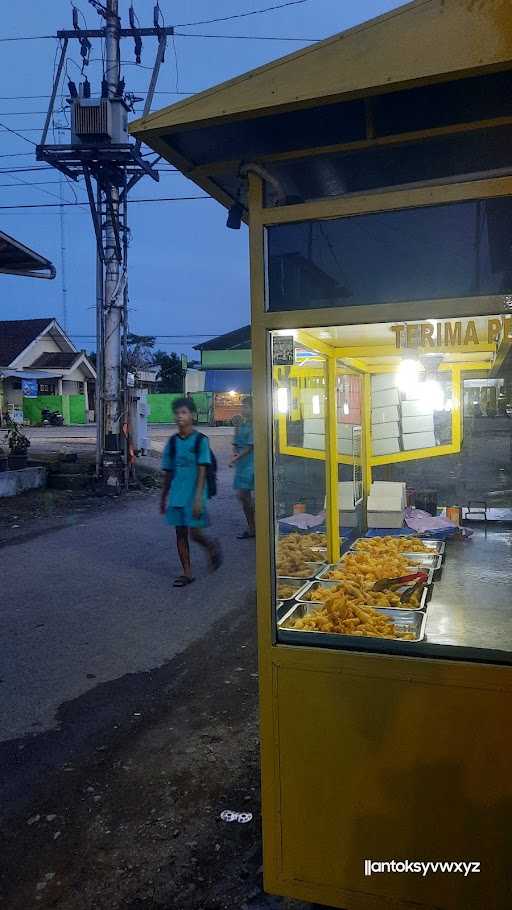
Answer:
0, 466, 47, 498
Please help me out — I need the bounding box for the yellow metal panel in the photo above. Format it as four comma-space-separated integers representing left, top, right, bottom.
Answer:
269, 655, 512, 909
325, 356, 340, 563
334, 343, 496, 359
261, 176, 512, 226
130, 0, 512, 137
362, 373, 373, 496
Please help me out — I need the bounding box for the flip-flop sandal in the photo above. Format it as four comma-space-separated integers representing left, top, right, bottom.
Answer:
173, 575, 195, 587
237, 531, 255, 539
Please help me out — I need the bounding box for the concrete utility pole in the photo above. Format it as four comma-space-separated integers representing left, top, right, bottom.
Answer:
37, 3, 174, 493
102, 0, 123, 489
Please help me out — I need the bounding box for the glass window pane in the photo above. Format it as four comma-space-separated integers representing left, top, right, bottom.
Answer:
266, 198, 512, 311
269, 316, 512, 664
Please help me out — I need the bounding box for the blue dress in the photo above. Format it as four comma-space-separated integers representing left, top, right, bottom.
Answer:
161, 432, 211, 527
233, 421, 254, 492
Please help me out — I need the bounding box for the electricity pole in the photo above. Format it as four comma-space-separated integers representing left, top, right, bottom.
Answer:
54, 122, 69, 332
37, 2, 174, 493
102, 0, 123, 488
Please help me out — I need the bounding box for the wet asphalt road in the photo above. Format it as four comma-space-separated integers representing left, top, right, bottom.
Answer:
0, 436, 255, 812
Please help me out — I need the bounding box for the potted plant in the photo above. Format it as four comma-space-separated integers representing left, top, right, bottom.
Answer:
0, 446, 7, 473
5, 418, 30, 470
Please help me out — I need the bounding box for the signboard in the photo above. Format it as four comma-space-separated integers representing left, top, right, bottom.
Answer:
21, 379, 38, 398
272, 335, 294, 366
181, 354, 188, 371
391, 317, 512, 349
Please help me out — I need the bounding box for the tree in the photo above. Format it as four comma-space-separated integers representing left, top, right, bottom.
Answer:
153, 350, 185, 393
126, 333, 156, 371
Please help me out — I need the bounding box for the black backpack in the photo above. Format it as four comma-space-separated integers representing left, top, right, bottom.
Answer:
168, 432, 218, 498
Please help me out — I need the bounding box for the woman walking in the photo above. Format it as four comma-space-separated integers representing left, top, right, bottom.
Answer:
230, 397, 255, 539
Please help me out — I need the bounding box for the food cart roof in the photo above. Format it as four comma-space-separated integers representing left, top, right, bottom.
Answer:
130, 0, 512, 210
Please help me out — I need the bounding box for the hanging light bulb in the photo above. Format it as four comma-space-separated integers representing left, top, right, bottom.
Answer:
396, 359, 421, 394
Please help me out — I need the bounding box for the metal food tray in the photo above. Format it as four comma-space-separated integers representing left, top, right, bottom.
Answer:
276, 577, 314, 602
316, 562, 435, 587
277, 561, 327, 581
278, 602, 427, 646
299, 579, 428, 611
351, 537, 445, 557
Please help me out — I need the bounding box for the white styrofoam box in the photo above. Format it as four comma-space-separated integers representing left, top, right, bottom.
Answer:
372, 387, 400, 408
368, 497, 403, 513
337, 438, 353, 455
337, 423, 353, 439
367, 510, 404, 529
370, 481, 406, 508
372, 437, 401, 456
303, 417, 325, 435
401, 399, 434, 418
371, 421, 400, 440
372, 405, 400, 424
371, 481, 406, 492
371, 373, 399, 393
303, 433, 325, 451
401, 414, 435, 434
338, 481, 356, 510
401, 431, 437, 450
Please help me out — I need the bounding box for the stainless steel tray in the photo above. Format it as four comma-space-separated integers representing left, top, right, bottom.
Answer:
351, 537, 445, 557
299, 579, 428, 611
278, 602, 427, 645
276, 577, 314, 602
317, 561, 435, 586
276, 561, 327, 581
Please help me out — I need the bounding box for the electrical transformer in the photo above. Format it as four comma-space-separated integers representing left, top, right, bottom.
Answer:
71, 98, 129, 145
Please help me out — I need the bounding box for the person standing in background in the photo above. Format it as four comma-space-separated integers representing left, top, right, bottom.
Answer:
230, 397, 255, 539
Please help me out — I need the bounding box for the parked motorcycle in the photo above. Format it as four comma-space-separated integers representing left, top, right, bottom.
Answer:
41, 408, 64, 427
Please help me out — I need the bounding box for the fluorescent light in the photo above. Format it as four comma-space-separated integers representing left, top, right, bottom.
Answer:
312, 394, 321, 415
396, 359, 421, 394
277, 387, 289, 415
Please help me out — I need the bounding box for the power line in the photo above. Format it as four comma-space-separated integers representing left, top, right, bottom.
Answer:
0, 120, 37, 145
173, 31, 317, 41
0, 196, 211, 210
0, 1, 312, 42
173, 0, 310, 27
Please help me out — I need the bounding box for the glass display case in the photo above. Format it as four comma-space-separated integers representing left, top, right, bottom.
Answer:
270, 315, 512, 663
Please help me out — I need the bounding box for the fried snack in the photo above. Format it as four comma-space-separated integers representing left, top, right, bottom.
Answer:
354, 535, 432, 555
286, 590, 415, 640
324, 551, 414, 584
276, 532, 327, 576
277, 582, 300, 600
305, 580, 420, 610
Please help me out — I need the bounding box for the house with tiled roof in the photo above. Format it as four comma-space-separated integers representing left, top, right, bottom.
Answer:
0, 318, 96, 425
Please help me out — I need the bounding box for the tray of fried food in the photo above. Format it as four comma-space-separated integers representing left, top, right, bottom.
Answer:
276, 533, 327, 578
351, 535, 445, 558
277, 577, 312, 602
318, 550, 434, 586
278, 531, 327, 561
279, 594, 425, 642
299, 577, 427, 611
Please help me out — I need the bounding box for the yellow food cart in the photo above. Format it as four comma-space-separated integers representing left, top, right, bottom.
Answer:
132, 2, 512, 907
